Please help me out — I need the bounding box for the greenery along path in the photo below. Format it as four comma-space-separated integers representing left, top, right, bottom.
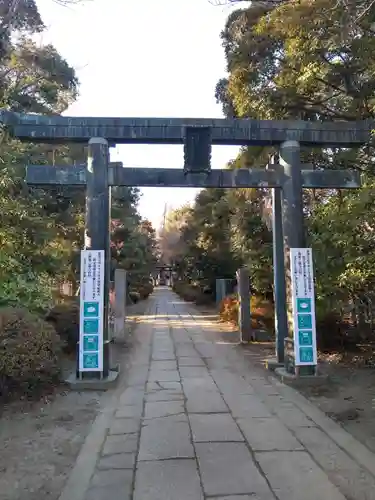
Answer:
0, 0, 157, 315
60, 288, 375, 500
159, 0, 375, 350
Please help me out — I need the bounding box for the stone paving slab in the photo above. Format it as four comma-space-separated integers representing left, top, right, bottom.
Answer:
97, 453, 136, 470
151, 353, 175, 360
59, 290, 375, 500
85, 485, 131, 500
186, 391, 229, 413
133, 460, 203, 500
145, 389, 185, 402
115, 405, 143, 418
108, 417, 141, 435
144, 400, 185, 419
179, 366, 211, 378
210, 370, 255, 395
101, 434, 139, 456
236, 417, 304, 451
189, 413, 244, 442
195, 442, 272, 497
118, 388, 145, 406
146, 380, 182, 392
90, 469, 133, 489
224, 394, 273, 418
209, 496, 275, 500
293, 426, 375, 500
182, 377, 218, 392
271, 405, 316, 428
256, 450, 347, 500
138, 414, 195, 460
178, 357, 205, 366
150, 360, 177, 370
148, 369, 181, 382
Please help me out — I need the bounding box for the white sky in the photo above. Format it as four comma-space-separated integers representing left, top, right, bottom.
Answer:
36, 0, 243, 229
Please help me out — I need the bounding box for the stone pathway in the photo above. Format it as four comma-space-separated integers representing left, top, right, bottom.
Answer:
61, 288, 375, 500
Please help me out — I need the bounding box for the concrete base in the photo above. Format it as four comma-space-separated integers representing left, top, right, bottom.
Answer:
275, 367, 328, 387
253, 329, 273, 342
65, 367, 120, 391
265, 357, 284, 372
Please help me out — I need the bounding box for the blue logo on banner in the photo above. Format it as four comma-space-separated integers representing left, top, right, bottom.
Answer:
83, 318, 99, 334
297, 298, 312, 313
83, 302, 99, 317
83, 353, 99, 369
297, 314, 312, 329
299, 347, 314, 363
83, 335, 99, 351
298, 330, 313, 346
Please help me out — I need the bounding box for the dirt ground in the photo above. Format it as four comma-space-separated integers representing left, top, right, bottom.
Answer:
0, 304, 143, 500
299, 353, 375, 453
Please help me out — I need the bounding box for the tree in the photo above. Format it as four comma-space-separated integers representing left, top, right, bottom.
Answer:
212, 0, 375, 335
165, 0, 375, 341
0, 0, 156, 312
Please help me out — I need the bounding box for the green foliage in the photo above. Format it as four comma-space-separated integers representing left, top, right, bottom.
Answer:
0, 1, 157, 340
45, 300, 79, 353
128, 291, 141, 304
136, 282, 154, 300
111, 189, 158, 288
173, 281, 214, 305
214, 0, 375, 342
219, 295, 274, 331
0, 307, 63, 399
161, 0, 375, 347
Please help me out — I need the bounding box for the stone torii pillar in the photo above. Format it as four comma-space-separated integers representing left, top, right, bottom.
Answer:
264, 153, 361, 370
278, 141, 361, 376
26, 143, 122, 387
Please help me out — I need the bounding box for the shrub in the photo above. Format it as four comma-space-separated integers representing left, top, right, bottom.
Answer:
128, 291, 141, 304
45, 299, 79, 353
137, 282, 154, 300
173, 282, 202, 302
0, 271, 54, 315
219, 294, 274, 331
220, 295, 239, 323
0, 307, 63, 399
251, 296, 274, 331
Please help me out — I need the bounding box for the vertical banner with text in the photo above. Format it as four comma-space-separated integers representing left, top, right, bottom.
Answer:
79, 250, 104, 372
290, 248, 317, 366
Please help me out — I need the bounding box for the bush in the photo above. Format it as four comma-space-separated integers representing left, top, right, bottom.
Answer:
137, 282, 154, 300
0, 307, 63, 399
220, 295, 239, 323
173, 282, 204, 303
128, 291, 141, 304
45, 299, 79, 353
219, 294, 274, 331
0, 271, 54, 315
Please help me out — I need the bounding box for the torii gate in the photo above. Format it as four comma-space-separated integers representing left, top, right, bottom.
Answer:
0, 110, 367, 386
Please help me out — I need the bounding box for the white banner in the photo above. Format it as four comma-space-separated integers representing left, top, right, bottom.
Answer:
290, 248, 317, 366
79, 250, 105, 372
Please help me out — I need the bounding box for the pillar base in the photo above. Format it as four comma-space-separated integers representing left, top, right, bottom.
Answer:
264, 357, 284, 372
65, 366, 120, 391
274, 367, 327, 387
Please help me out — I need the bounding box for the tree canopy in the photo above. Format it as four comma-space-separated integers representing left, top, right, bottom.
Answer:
161, 0, 375, 340
0, 0, 157, 312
